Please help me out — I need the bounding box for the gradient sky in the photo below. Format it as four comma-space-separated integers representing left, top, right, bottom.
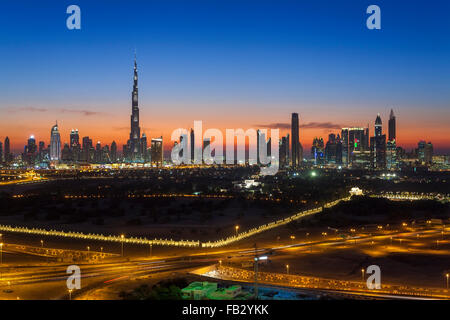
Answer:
0, 0, 449, 155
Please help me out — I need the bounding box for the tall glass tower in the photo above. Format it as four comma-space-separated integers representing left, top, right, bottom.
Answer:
50, 122, 61, 161
291, 113, 300, 167
129, 54, 141, 161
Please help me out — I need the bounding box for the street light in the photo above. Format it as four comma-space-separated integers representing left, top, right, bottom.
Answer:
446, 274, 449, 289
286, 264, 289, 275
68, 289, 73, 300
149, 243, 153, 257
361, 268, 365, 282
40, 240, 44, 248
235, 226, 239, 236
121, 234, 125, 257
290, 235, 295, 243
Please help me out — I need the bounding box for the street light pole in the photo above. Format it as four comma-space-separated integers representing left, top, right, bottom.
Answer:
446, 274, 449, 289
121, 234, 124, 257
286, 264, 289, 275
361, 268, 365, 283
149, 243, 153, 258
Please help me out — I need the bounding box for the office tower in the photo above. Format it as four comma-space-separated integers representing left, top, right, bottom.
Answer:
386, 109, 398, 170
151, 137, 163, 166
190, 128, 195, 164
95, 141, 102, 163
140, 133, 148, 162
346, 127, 370, 168
50, 123, 61, 161
256, 130, 264, 164
82, 136, 93, 162
0, 142, 3, 164
102, 145, 110, 163
38, 141, 48, 163
203, 137, 211, 164
311, 137, 324, 165
24, 135, 38, 165
291, 113, 300, 167
279, 134, 290, 168
335, 134, 342, 164
61, 143, 72, 162
70, 129, 79, 147
325, 134, 337, 164
370, 114, 387, 169
418, 141, 433, 164
341, 128, 349, 165
425, 142, 433, 164
110, 141, 117, 163
129, 54, 142, 161
388, 109, 396, 142
4, 137, 11, 164
69, 129, 80, 162
386, 140, 398, 170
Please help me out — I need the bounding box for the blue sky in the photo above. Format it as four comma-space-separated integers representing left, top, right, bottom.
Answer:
0, 0, 449, 153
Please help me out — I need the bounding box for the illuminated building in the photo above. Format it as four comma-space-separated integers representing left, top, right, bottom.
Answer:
418, 141, 433, 165
4, 137, 11, 164
203, 137, 211, 164
325, 133, 343, 164
110, 141, 117, 162
128, 54, 143, 162
190, 128, 195, 164
140, 133, 148, 162
386, 140, 398, 170
38, 141, 49, 164
386, 109, 398, 170
311, 137, 324, 165
370, 114, 386, 169
341, 128, 349, 165
279, 134, 290, 167
61, 143, 72, 162
151, 137, 163, 166
339, 127, 370, 168
50, 122, 61, 161
388, 109, 396, 142
68, 129, 81, 162
82, 136, 93, 162
291, 113, 301, 167
0, 142, 2, 164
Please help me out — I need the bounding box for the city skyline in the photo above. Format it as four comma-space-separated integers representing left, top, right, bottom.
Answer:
0, 0, 449, 154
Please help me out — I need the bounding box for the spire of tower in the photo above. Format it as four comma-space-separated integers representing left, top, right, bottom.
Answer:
390, 108, 395, 119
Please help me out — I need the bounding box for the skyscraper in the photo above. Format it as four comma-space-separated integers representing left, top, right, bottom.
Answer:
141, 133, 148, 162
291, 113, 300, 167
50, 123, 61, 161
279, 134, 290, 167
190, 128, 195, 164
151, 137, 163, 166
4, 137, 11, 164
70, 129, 80, 147
388, 109, 396, 142
0, 142, 3, 164
129, 54, 142, 161
311, 137, 324, 165
418, 141, 433, 165
370, 114, 386, 169
110, 141, 117, 163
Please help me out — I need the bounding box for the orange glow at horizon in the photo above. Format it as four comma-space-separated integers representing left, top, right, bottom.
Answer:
1, 104, 449, 154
